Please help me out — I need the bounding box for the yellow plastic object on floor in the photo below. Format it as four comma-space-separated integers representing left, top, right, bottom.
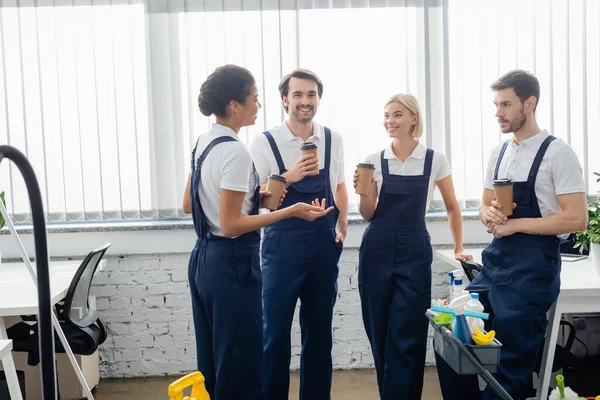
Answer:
168, 371, 211, 400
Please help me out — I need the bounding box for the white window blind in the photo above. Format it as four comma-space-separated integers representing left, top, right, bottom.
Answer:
0, 0, 598, 223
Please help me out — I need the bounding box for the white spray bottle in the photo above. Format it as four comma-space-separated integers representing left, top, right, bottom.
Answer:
449, 294, 473, 344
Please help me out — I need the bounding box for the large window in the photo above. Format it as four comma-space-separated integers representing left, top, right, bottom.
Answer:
1, 0, 598, 223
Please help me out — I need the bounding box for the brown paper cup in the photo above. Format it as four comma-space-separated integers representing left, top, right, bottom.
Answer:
300, 142, 319, 176
264, 175, 288, 211
493, 179, 514, 217
356, 163, 375, 195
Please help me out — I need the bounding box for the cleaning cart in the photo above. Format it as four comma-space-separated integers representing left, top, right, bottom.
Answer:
427, 312, 538, 400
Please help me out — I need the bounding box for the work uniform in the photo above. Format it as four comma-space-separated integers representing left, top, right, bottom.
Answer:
250, 121, 345, 400
188, 123, 263, 400
436, 130, 586, 400
359, 141, 451, 399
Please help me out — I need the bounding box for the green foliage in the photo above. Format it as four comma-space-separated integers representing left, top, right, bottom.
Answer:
574, 172, 600, 254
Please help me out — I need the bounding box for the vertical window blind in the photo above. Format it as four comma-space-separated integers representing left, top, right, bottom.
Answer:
0, 0, 598, 223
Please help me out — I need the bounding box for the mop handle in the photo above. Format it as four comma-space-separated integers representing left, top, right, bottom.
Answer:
430, 305, 489, 320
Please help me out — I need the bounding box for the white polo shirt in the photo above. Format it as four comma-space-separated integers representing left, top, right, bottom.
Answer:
364, 141, 452, 210
193, 123, 256, 237
483, 130, 585, 238
250, 121, 345, 190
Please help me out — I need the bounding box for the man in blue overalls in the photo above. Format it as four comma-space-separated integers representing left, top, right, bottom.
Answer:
436, 70, 588, 399
251, 69, 348, 400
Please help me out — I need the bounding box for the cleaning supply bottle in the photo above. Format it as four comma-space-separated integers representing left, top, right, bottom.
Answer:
465, 292, 485, 335
453, 278, 465, 302
449, 269, 465, 303
449, 294, 472, 344
451, 269, 464, 280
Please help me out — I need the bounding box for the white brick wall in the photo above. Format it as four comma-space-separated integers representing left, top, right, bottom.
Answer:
92, 247, 456, 378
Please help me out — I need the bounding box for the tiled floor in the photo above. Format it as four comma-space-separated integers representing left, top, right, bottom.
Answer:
95, 367, 443, 399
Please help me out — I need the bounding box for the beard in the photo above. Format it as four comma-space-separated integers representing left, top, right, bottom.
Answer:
500, 111, 527, 133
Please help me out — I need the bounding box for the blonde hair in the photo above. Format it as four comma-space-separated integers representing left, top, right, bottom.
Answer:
385, 93, 423, 138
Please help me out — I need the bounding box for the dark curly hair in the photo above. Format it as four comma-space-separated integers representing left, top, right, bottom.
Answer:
198, 65, 255, 117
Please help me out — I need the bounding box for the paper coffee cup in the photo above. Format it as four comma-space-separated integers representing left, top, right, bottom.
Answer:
264, 174, 288, 211
356, 163, 375, 195
300, 142, 319, 175
493, 178, 514, 217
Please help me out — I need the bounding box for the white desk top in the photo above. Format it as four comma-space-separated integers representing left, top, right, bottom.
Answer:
0, 260, 104, 317
0, 339, 12, 359
435, 248, 600, 298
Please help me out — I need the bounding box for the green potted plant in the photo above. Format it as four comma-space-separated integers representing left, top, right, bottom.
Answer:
575, 172, 600, 272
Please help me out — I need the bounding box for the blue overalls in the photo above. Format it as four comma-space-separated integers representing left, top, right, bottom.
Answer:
188, 136, 264, 400
261, 128, 342, 400
436, 135, 561, 400
358, 148, 434, 400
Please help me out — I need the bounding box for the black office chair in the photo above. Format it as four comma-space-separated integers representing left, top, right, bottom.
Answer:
8, 243, 111, 366
533, 319, 577, 374
460, 260, 482, 282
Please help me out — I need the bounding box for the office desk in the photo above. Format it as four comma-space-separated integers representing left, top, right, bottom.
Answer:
0, 260, 105, 399
435, 248, 600, 400
0, 338, 21, 399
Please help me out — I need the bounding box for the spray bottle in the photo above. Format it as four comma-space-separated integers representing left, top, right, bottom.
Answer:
448, 269, 464, 302
449, 294, 472, 344
453, 278, 466, 303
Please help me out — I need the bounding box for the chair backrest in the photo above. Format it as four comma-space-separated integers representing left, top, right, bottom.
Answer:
460, 260, 482, 283
63, 243, 111, 328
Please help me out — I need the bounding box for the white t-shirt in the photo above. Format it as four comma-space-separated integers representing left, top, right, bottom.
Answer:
364, 141, 452, 210
483, 130, 585, 238
193, 124, 256, 237
250, 121, 345, 190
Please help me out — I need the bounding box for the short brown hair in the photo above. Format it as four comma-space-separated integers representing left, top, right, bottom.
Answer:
491, 69, 540, 112
279, 69, 324, 113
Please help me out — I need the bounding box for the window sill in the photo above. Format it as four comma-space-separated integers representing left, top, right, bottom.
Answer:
0, 210, 488, 258
0, 210, 481, 235
348, 210, 481, 225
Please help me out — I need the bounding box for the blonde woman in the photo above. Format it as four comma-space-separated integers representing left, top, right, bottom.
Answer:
354, 94, 471, 399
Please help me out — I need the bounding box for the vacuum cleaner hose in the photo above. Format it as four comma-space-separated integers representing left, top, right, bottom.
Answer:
0, 145, 57, 399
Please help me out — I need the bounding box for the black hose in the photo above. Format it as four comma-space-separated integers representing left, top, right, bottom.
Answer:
0, 145, 57, 399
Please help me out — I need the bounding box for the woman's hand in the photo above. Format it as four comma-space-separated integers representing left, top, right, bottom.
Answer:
454, 249, 473, 262
289, 201, 334, 221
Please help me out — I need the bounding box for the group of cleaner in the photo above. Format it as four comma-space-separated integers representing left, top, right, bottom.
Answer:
183, 64, 590, 400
